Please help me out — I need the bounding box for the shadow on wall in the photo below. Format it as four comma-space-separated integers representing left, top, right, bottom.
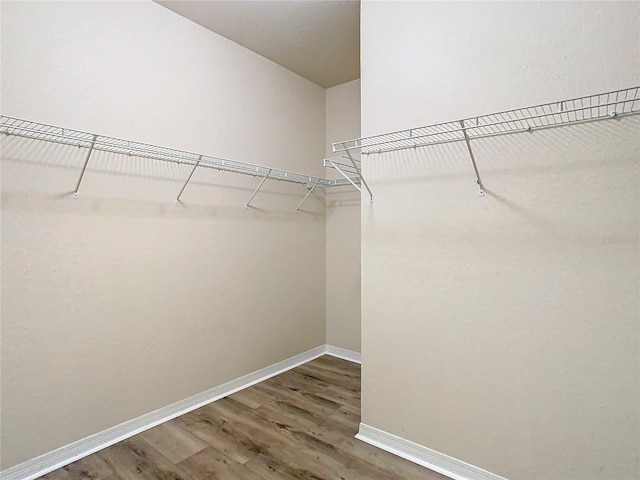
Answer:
360, 116, 639, 239
0, 190, 328, 223
482, 187, 558, 235
327, 197, 361, 208
0, 136, 326, 219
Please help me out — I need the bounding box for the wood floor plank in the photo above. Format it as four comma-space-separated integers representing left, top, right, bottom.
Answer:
138, 420, 208, 464
337, 435, 448, 480
242, 456, 321, 480
304, 357, 362, 381
222, 416, 373, 480
254, 380, 343, 417
327, 404, 361, 432
97, 437, 188, 480
40, 453, 118, 480
174, 409, 254, 465
294, 363, 361, 392
38, 355, 448, 480
256, 398, 355, 443
271, 372, 331, 399
204, 399, 375, 479
308, 356, 362, 378
228, 386, 274, 409
193, 412, 340, 480
250, 403, 407, 480
223, 399, 403, 480
204, 398, 307, 452
176, 446, 263, 480
315, 384, 361, 410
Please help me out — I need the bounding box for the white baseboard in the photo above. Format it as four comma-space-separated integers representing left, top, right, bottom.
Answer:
1, 345, 330, 480
355, 423, 508, 480
325, 345, 361, 364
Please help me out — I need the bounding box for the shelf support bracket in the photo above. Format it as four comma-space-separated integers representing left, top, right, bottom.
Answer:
175, 155, 202, 205
295, 178, 321, 211
345, 150, 373, 202
459, 120, 485, 197
73, 135, 97, 199
330, 161, 361, 192
246, 169, 272, 208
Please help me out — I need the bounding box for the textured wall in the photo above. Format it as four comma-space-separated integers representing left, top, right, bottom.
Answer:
1, 1, 326, 468
325, 79, 361, 352
360, 2, 639, 479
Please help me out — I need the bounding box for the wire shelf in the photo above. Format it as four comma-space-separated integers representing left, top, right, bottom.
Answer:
0, 116, 357, 188
333, 86, 640, 155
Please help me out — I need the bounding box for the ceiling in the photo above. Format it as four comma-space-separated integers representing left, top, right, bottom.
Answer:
156, 1, 360, 88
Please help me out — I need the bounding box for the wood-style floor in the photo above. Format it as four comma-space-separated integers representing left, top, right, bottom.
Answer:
41, 355, 446, 479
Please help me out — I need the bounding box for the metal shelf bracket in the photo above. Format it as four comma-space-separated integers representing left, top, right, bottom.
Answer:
175, 155, 202, 205
345, 150, 373, 202
330, 160, 361, 192
295, 178, 321, 211
459, 120, 485, 197
246, 169, 272, 209
73, 134, 97, 199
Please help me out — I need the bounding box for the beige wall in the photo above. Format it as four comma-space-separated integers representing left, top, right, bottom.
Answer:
360, 2, 639, 479
325, 79, 361, 352
0, 1, 326, 468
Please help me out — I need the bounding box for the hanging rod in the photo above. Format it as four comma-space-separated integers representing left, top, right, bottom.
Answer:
333, 86, 640, 155
0, 115, 357, 190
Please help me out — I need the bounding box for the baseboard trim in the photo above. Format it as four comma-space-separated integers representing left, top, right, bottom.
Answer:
325, 345, 361, 364
355, 423, 508, 480
1, 345, 328, 480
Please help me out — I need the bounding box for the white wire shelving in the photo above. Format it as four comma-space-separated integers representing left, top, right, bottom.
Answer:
0, 115, 357, 210
332, 86, 640, 199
